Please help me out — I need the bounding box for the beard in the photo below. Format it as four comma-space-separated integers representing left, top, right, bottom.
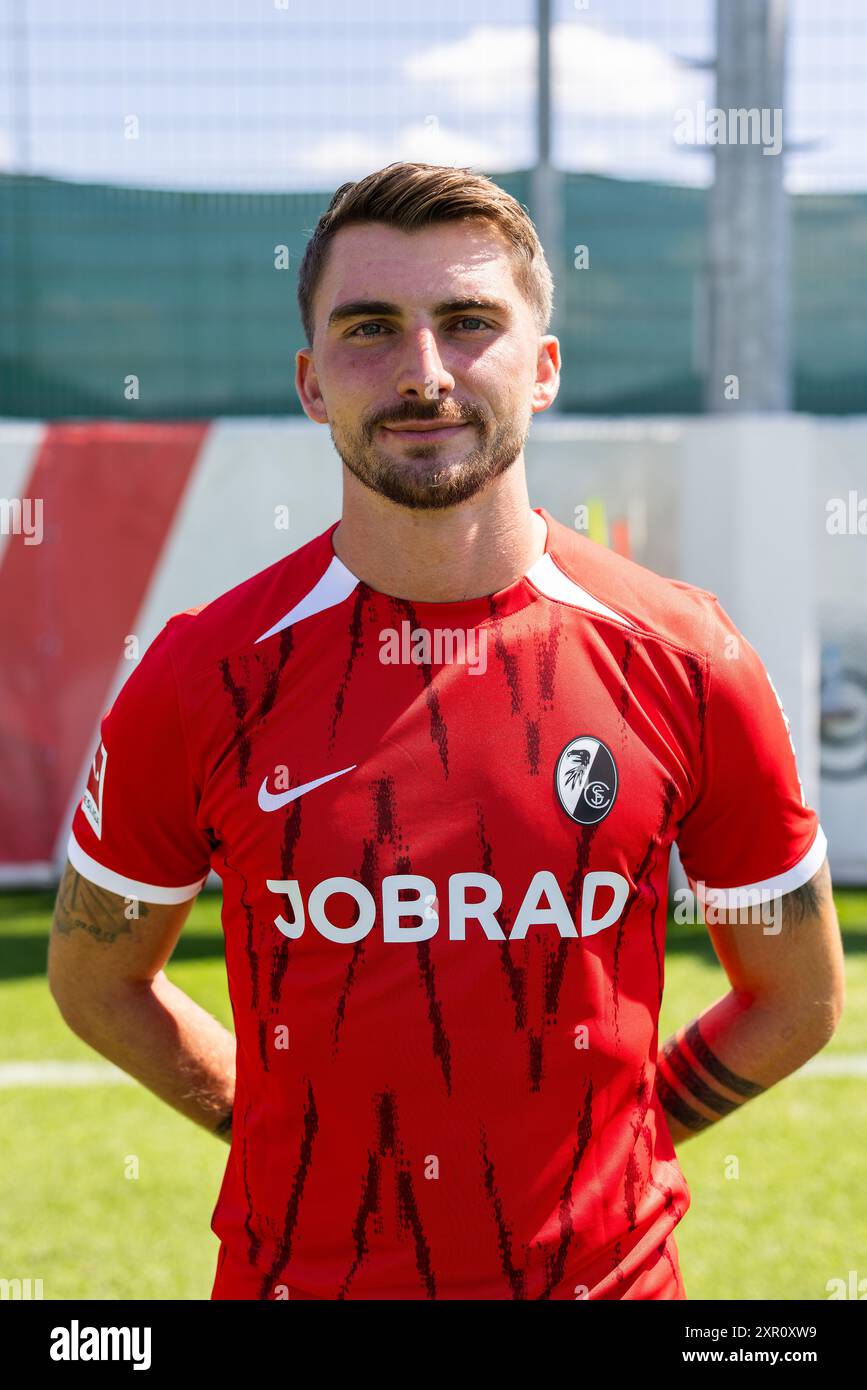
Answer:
329, 398, 531, 510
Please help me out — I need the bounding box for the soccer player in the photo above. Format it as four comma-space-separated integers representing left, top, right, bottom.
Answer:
49, 162, 845, 1301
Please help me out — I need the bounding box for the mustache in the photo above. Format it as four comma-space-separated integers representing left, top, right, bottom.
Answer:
369, 402, 487, 430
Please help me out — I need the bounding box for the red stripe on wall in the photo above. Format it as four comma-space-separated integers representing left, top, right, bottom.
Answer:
0, 422, 209, 866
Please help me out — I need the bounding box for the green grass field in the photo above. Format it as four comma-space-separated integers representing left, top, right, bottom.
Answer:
1, 888, 865, 1300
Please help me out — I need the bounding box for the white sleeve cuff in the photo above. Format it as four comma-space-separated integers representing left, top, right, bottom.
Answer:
692, 825, 828, 911
67, 831, 207, 905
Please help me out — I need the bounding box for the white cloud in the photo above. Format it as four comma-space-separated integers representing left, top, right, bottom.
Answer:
404, 21, 690, 120
291, 121, 512, 184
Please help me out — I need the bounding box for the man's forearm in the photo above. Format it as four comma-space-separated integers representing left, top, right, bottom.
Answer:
658, 989, 832, 1144
54, 970, 236, 1142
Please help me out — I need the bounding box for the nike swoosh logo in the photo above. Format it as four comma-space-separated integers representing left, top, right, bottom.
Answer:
257, 764, 357, 812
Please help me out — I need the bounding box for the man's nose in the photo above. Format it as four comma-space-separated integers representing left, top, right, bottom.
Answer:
395, 328, 455, 400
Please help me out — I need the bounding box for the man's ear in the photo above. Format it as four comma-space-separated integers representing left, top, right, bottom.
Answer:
531, 335, 560, 414
295, 347, 329, 424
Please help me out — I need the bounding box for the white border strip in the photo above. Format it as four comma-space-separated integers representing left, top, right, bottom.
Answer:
255, 553, 359, 644
1, 1053, 859, 1090
0, 1062, 134, 1088
524, 552, 636, 629
0, 862, 56, 886
798, 1055, 867, 1078
694, 825, 828, 909
66, 832, 207, 905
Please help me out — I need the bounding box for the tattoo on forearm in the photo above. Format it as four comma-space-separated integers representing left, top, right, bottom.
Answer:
662, 1037, 742, 1116
658, 1021, 765, 1134
682, 1020, 763, 1099
656, 1072, 715, 1133
52, 867, 148, 943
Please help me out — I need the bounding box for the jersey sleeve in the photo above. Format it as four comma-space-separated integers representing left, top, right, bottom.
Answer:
67, 617, 212, 904
675, 596, 827, 909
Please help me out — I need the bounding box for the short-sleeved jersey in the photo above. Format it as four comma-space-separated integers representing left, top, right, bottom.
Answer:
68, 508, 825, 1300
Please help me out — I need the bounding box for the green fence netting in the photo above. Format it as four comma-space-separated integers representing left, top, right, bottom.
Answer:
2, 170, 866, 417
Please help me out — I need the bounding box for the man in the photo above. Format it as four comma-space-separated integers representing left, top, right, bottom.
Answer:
49, 162, 845, 1301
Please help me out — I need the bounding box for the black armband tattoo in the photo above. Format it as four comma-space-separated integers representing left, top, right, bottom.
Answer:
683, 1021, 764, 1099
662, 1037, 742, 1117
656, 1072, 715, 1133
658, 1022, 765, 1133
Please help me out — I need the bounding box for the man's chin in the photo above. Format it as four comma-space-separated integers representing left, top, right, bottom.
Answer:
341, 449, 516, 511
357, 475, 487, 511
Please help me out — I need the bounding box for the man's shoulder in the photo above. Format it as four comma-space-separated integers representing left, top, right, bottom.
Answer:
543, 511, 722, 663
161, 522, 341, 676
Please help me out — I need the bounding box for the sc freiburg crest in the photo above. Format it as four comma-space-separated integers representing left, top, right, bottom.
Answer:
555, 736, 618, 826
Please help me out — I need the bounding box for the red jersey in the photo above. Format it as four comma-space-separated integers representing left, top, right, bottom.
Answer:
68, 508, 825, 1300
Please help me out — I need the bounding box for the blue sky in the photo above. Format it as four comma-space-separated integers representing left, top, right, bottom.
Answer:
1, 0, 865, 193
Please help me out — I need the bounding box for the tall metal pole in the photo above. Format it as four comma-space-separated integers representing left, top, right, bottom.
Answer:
705, 0, 791, 410
532, 0, 564, 408
8, 0, 31, 379
10, 0, 31, 171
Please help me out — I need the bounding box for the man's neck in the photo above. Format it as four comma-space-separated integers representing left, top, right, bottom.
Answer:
332, 469, 547, 603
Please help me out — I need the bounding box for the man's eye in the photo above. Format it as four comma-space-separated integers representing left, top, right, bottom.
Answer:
347, 317, 491, 338
348, 321, 388, 339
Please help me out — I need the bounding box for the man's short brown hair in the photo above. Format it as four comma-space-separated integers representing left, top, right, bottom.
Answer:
297, 161, 554, 345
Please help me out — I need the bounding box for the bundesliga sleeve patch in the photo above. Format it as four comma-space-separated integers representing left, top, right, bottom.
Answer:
554, 735, 618, 826
81, 741, 108, 840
